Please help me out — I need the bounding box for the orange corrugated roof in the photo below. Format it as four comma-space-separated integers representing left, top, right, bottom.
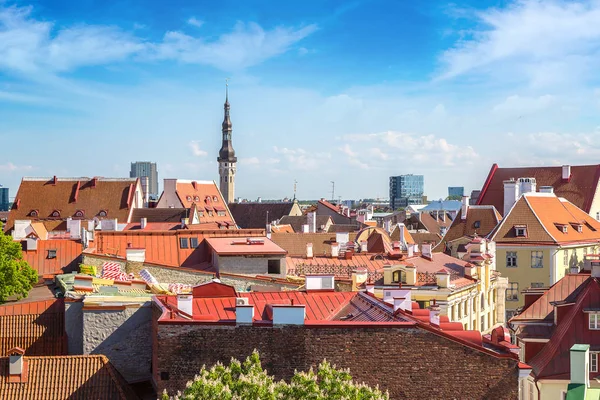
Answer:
205, 237, 286, 255
0, 355, 136, 399
175, 181, 235, 224
22, 239, 82, 276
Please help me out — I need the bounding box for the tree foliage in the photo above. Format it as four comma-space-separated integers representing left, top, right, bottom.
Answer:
0, 223, 38, 303
162, 350, 388, 400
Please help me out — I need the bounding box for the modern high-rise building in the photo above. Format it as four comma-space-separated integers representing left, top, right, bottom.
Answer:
0, 185, 9, 211
217, 83, 237, 204
130, 162, 158, 200
389, 175, 424, 209
448, 186, 465, 198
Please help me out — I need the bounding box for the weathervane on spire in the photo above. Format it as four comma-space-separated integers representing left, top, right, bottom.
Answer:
225, 78, 230, 101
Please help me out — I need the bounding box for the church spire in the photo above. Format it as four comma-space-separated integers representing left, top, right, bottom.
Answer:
218, 79, 237, 204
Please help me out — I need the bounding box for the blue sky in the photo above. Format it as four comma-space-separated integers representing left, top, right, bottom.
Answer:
2, 0, 600, 201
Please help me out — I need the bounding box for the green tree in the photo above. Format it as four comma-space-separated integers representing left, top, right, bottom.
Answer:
0, 223, 38, 303
446, 195, 463, 201
162, 350, 388, 400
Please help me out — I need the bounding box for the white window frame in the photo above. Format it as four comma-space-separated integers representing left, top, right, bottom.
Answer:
531, 251, 543, 268
590, 313, 600, 330
591, 352, 598, 373
563, 250, 568, 266
507, 251, 518, 268
507, 282, 519, 302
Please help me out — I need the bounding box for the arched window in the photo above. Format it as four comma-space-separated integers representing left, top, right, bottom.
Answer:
186, 195, 192, 202
481, 293, 485, 311
193, 196, 199, 202
98, 210, 108, 217
392, 270, 407, 283
29, 210, 38, 217
74, 210, 84, 218
212, 196, 218, 202
50, 210, 60, 218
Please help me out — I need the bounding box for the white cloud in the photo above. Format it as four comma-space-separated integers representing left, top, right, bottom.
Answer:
339, 143, 356, 157
153, 22, 317, 70
189, 140, 208, 157
438, 0, 600, 86
493, 94, 556, 114
240, 157, 260, 165
273, 146, 331, 171
187, 17, 204, 28
0, 4, 317, 75
0, 162, 33, 171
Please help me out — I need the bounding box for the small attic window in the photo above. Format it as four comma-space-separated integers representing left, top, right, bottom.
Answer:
74, 210, 84, 218
514, 225, 527, 237
29, 210, 38, 217
50, 210, 60, 218
186, 195, 192, 202
576, 224, 583, 233
98, 210, 108, 217
473, 221, 481, 229
47, 249, 57, 259
194, 196, 200, 202
212, 196, 218, 202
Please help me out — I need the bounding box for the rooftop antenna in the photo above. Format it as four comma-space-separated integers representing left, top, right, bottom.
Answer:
331, 181, 335, 203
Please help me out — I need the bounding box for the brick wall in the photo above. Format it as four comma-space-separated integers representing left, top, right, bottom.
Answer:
153, 317, 519, 399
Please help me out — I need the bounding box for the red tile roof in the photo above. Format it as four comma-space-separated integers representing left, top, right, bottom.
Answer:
22, 239, 82, 276
436, 206, 501, 251
0, 354, 137, 399
286, 254, 391, 275
477, 164, 600, 214
6, 177, 141, 232
205, 237, 286, 256
510, 274, 590, 322
527, 277, 600, 379
172, 180, 235, 225
0, 297, 67, 357
492, 194, 600, 245
398, 253, 479, 289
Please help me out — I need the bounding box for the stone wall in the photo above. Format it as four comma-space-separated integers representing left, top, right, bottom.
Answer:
216, 254, 286, 277
83, 304, 152, 383
153, 318, 519, 399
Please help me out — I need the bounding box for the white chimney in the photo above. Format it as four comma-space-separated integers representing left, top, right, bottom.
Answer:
384, 219, 391, 233
422, 243, 433, 259
429, 305, 441, 326
569, 344, 590, 386
140, 217, 147, 229
126, 248, 146, 263
336, 232, 349, 245
407, 244, 414, 258
306, 243, 313, 259
461, 196, 469, 220
257, 197, 262, 203
302, 224, 309, 233
398, 223, 406, 246
365, 282, 375, 294
503, 179, 519, 216
9, 349, 24, 376
305, 274, 334, 290
562, 165, 571, 181
519, 177, 537, 195
360, 241, 368, 253
393, 297, 406, 313
331, 242, 340, 257
539, 186, 554, 194
177, 294, 193, 317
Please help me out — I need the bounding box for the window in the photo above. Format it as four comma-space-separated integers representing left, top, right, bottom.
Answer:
590, 313, 600, 330
74, 210, 84, 218
98, 210, 107, 217
217, 211, 226, 217
457, 302, 463, 319
190, 237, 199, 248
29, 210, 38, 217
507, 282, 519, 301
268, 259, 281, 274
515, 225, 527, 237
198, 211, 204, 217
417, 300, 431, 309
213, 196, 218, 202
584, 247, 588, 256
186, 195, 192, 202
47, 249, 57, 259
506, 252, 518, 267
392, 270, 406, 283
208, 211, 214, 217
194, 196, 200, 202
474, 221, 481, 229
591, 352, 598, 373
531, 282, 544, 288
564, 250, 569, 267
473, 298, 476, 312
481, 315, 485, 331
597, 212, 600, 221
481, 293, 485, 311
160, 371, 170, 381
179, 238, 189, 249
531, 251, 543, 268
50, 210, 60, 218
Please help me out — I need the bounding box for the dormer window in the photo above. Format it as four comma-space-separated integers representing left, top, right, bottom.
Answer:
74, 210, 84, 218
194, 196, 200, 202
514, 225, 527, 237
555, 224, 568, 233
212, 196, 218, 202
575, 224, 583, 233
29, 210, 39, 217
98, 210, 108, 217
473, 221, 481, 229
198, 211, 204, 217
186, 195, 192, 202
50, 210, 60, 218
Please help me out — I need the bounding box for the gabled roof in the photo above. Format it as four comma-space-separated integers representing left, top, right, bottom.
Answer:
477, 164, 600, 214
527, 277, 600, 379
436, 206, 502, 250
510, 274, 590, 323
492, 193, 600, 245
6, 177, 140, 231
0, 354, 137, 399
228, 202, 297, 229
279, 215, 332, 232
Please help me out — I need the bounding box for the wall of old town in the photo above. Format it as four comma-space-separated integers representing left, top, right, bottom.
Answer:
152, 317, 519, 399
